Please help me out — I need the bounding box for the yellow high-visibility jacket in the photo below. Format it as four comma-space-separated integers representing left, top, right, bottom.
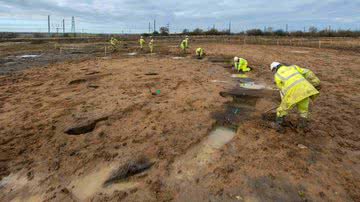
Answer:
180, 39, 188, 49
235, 58, 250, 72
275, 65, 320, 110
139, 38, 145, 45
110, 37, 119, 46
196, 48, 204, 57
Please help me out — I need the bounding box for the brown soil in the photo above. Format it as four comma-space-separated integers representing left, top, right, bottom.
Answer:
0, 41, 359, 202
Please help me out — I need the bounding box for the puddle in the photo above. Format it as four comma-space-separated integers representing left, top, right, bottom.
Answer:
172, 56, 184, 60
211, 80, 233, 84
291, 50, 309, 54
17, 55, 40, 58
11, 194, 44, 202
231, 74, 248, 78
70, 164, 139, 201
0, 172, 44, 202
171, 127, 236, 181
126, 52, 138, 56
0, 173, 28, 189
239, 82, 267, 90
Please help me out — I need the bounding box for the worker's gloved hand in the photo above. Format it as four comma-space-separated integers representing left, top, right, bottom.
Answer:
315, 85, 321, 90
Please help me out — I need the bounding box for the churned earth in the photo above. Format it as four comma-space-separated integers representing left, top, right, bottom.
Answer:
0, 41, 359, 202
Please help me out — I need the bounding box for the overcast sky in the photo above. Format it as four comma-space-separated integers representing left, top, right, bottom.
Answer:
0, 0, 359, 33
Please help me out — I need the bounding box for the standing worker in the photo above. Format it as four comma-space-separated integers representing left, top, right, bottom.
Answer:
195, 47, 205, 59
180, 35, 189, 54
110, 37, 120, 52
270, 62, 321, 132
234, 57, 251, 72
139, 36, 146, 50
149, 36, 154, 53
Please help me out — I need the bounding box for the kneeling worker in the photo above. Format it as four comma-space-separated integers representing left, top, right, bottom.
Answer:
234, 57, 251, 72
270, 62, 321, 132
195, 48, 205, 59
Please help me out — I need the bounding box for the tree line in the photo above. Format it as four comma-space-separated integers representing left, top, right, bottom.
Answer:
156, 26, 360, 37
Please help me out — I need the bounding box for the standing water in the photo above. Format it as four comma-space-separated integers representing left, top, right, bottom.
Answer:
171, 127, 236, 181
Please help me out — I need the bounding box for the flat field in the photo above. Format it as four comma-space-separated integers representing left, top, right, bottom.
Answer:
0, 37, 359, 201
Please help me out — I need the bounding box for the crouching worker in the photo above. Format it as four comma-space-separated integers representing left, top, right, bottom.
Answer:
180, 35, 189, 54
234, 57, 251, 72
270, 62, 321, 133
195, 47, 205, 59
110, 37, 120, 52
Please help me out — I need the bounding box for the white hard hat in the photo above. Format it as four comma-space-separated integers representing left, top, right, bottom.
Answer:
185, 35, 189, 38
270, 62, 281, 71
234, 57, 239, 62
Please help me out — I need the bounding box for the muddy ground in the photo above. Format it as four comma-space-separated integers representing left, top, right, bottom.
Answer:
0, 39, 359, 202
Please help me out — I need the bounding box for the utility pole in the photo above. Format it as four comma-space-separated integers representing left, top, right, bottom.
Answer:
229, 21, 231, 33
48, 15, 51, 36
286, 24, 288, 33
153, 19, 156, 32
71, 16, 76, 34
62, 19, 65, 34
167, 23, 170, 34
148, 22, 151, 33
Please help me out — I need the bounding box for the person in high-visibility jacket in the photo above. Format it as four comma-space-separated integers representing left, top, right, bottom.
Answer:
195, 47, 205, 58
270, 62, 321, 132
139, 36, 146, 50
110, 37, 120, 51
180, 35, 189, 53
149, 36, 154, 53
234, 57, 251, 72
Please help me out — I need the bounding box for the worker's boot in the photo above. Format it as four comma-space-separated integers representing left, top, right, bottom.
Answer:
275, 116, 285, 133
298, 117, 309, 132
